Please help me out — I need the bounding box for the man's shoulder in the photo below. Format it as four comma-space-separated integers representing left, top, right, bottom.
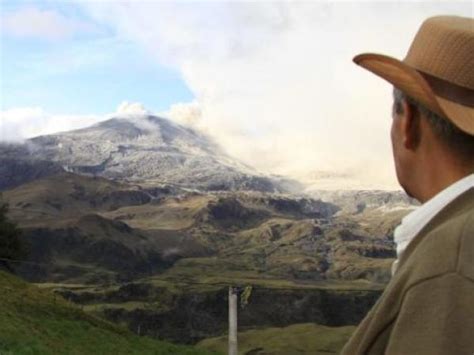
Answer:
398, 187, 474, 284
340, 189, 474, 355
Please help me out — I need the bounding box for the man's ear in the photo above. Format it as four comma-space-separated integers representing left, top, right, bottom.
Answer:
400, 99, 420, 150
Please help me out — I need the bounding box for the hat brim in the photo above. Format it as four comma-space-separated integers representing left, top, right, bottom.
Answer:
353, 53, 474, 135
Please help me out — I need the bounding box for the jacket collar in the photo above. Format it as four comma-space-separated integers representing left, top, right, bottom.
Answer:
392, 176, 474, 275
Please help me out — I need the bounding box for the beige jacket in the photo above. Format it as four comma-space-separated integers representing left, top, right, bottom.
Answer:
341, 187, 474, 355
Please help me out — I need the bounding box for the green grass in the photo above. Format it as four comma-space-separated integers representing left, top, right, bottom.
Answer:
197, 323, 355, 355
0, 271, 214, 355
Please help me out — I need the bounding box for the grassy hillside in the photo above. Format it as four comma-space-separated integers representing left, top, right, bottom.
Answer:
197, 323, 355, 354
0, 271, 215, 355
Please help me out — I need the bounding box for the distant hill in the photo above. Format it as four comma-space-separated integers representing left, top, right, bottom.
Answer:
0, 270, 213, 354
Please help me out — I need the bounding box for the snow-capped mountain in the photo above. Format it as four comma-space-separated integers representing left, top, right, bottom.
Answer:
1, 115, 292, 192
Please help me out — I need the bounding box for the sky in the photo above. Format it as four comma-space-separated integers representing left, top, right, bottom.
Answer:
0, 0, 472, 190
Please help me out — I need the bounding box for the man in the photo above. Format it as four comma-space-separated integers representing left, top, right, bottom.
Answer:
342, 16, 474, 355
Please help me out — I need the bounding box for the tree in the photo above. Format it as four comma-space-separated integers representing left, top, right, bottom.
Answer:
0, 195, 25, 272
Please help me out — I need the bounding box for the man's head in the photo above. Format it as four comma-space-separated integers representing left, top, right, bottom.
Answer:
390, 87, 474, 201
353, 15, 474, 201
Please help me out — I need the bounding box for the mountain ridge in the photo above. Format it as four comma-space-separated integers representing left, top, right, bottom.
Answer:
1, 114, 298, 193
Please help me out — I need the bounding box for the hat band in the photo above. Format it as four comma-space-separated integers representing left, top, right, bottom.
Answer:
418, 70, 474, 108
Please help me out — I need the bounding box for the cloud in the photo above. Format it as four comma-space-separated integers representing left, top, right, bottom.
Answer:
114, 102, 161, 131
0, 107, 106, 142
1, 6, 98, 41
53, 2, 474, 188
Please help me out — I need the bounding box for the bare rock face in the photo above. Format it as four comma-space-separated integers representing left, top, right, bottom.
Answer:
2, 115, 289, 193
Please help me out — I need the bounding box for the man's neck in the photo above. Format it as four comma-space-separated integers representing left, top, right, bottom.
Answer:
415, 161, 473, 203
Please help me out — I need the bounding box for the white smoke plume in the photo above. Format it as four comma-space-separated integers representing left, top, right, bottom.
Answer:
162, 101, 203, 130
116, 101, 149, 116
5, 2, 468, 189
77, 1, 470, 189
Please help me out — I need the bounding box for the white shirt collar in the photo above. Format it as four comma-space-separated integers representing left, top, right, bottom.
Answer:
392, 173, 474, 275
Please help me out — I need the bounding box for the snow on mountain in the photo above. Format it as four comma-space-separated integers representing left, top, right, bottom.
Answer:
8, 114, 290, 192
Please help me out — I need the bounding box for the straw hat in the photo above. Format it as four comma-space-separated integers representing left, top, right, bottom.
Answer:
353, 15, 474, 135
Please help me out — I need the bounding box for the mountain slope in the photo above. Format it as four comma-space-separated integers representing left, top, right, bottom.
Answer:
2, 115, 289, 192
0, 271, 213, 354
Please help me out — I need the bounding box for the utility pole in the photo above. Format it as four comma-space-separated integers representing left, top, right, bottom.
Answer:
228, 286, 238, 355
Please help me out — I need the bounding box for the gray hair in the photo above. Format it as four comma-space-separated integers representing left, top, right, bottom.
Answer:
392, 87, 474, 160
